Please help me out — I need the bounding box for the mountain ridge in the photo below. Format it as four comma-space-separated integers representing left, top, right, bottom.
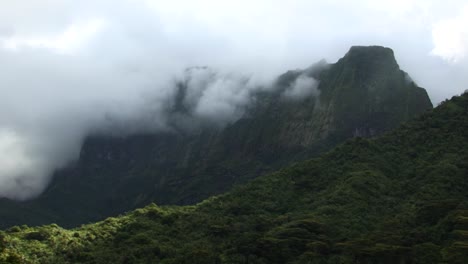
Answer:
0, 45, 433, 228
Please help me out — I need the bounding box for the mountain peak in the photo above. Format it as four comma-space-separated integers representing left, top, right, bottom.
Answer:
346, 45, 395, 59
340, 45, 399, 71
316, 45, 432, 140
347, 45, 394, 55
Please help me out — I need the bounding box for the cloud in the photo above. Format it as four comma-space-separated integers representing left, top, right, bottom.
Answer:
0, 129, 41, 199
283, 76, 320, 100
0, 0, 468, 200
1, 19, 107, 54
431, 6, 468, 63
176, 67, 266, 127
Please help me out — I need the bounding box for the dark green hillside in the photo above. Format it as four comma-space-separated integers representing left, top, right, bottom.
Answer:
0, 46, 433, 228
1, 92, 466, 263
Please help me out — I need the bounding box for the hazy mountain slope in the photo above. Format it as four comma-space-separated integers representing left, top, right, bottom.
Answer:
0, 91, 466, 264
0, 46, 432, 228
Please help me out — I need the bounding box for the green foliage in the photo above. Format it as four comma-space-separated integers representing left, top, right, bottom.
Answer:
1, 90, 467, 263
412, 243, 441, 264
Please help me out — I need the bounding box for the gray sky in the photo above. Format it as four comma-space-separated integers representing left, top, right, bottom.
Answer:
0, 0, 467, 199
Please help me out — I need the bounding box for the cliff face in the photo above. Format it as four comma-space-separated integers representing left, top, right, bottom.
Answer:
0, 46, 433, 228
237, 46, 432, 150
318, 46, 432, 139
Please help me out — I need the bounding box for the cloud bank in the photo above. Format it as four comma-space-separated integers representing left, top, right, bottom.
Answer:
431, 6, 468, 63
0, 0, 468, 200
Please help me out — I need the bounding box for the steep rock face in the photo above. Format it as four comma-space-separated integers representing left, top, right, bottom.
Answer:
0, 46, 433, 228
317, 46, 432, 139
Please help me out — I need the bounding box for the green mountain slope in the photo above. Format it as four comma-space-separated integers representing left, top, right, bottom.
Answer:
1, 92, 466, 263
0, 46, 432, 229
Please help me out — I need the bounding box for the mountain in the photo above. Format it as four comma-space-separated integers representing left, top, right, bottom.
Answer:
1, 90, 466, 264
0, 46, 432, 228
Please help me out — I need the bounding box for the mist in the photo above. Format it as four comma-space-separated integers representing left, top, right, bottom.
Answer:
1, 0, 468, 200
282, 75, 320, 100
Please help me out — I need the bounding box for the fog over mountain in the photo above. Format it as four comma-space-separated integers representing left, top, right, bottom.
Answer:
0, 0, 467, 200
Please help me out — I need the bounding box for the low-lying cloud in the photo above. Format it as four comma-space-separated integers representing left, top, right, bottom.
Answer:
175, 67, 263, 127
283, 75, 320, 100
1, 0, 468, 200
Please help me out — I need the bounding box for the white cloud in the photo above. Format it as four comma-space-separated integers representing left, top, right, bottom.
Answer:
283, 76, 319, 100
1, 18, 107, 54
0, 129, 46, 200
431, 6, 468, 63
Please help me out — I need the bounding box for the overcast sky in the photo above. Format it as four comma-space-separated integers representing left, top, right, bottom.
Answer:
0, 0, 467, 200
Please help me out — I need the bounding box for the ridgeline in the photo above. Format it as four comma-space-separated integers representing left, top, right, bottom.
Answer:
0, 46, 432, 229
